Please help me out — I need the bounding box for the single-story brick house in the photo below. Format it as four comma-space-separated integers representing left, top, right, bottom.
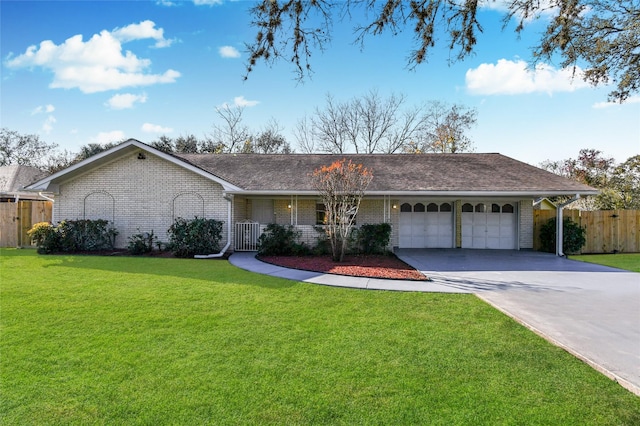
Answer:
26, 139, 597, 255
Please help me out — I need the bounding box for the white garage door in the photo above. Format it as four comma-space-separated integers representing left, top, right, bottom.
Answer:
399, 202, 454, 248
461, 203, 516, 249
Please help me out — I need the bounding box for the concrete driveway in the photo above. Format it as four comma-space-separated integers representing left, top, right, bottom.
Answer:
395, 249, 640, 395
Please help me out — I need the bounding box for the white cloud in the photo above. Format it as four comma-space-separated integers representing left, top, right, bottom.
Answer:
142, 123, 173, 133
31, 104, 55, 115
219, 45, 240, 58
218, 96, 260, 109
194, 0, 223, 5
6, 21, 180, 93
112, 20, 175, 48
90, 130, 126, 144
479, 0, 557, 21
106, 93, 148, 109
593, 96, 640, 109
42, 115, 56, 134
465, 59, 590, 96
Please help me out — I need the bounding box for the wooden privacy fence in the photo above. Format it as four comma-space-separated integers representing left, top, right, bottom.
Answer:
534, 209, 640, 254
0, 201, 53, 248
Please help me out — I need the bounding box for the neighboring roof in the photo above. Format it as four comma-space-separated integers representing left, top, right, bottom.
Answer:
0, 165, 49, 200
177, 152, 598, 197
26, 139, 598, 197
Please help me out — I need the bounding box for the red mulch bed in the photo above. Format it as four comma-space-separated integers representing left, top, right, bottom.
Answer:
258, 254, 427, 281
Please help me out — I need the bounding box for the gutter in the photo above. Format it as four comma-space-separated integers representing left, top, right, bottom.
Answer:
194, 193, 233, 259
38, 192, 55, 203
556, 194, 580, 257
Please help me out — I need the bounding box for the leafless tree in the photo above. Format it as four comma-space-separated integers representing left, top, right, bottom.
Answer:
208, 105, 251, 153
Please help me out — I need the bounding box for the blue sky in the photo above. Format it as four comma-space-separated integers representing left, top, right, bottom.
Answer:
1, 0, 638, 165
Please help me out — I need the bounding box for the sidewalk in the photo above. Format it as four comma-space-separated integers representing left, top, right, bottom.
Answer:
228, 252, 470, 293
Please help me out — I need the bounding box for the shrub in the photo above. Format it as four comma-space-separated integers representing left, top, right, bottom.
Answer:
539, 217, 586, 254
27, 219, 118, 254
258, 223, 308, 256
168, 217, 224, 258
128, 230, 156, 255
27, 222, 59, 254
355, 223, 392, 254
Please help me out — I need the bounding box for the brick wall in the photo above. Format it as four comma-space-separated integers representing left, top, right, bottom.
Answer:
54, 151, 228, 249
519, 199, 534, 249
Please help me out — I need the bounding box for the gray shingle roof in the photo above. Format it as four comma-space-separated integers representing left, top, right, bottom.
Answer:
0, 165, 48, 199
175, 153, 596, 194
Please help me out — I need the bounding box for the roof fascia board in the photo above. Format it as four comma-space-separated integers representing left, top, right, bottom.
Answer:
227, 190, 599, 197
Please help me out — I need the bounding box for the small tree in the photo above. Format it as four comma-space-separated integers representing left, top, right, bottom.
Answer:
310, 159, 373, 262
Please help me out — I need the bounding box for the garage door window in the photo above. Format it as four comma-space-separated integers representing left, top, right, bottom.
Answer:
502, 203, 514, 213
400, 203, 412, 212
462, 203, 473, 212
475, 203, 486, 213
440, 203, 452, 212
414, 203, 425, 212
427, 203, 438, 212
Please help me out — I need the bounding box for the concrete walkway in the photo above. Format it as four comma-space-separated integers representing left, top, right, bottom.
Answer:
229, 250, 640, 395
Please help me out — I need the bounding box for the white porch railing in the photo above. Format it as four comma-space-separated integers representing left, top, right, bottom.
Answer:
234, 221, 261, 251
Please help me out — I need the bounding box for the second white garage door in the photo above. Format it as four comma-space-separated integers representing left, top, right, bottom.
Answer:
461, 202, 516, 249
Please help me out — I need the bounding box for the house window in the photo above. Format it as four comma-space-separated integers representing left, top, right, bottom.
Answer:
491, 203, 501, 213
502, 204, 514, 213
440, 203, 452, 212
414, 203, 425, 212
427, 203, 438, 212
400, 203, 412, 212
475, 203, 485, 213
462, 203, 473, 212
316, 203, 327, 225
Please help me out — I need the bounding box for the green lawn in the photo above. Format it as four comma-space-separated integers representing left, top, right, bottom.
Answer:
2, 249, 639, 425
570, 253, 640, 272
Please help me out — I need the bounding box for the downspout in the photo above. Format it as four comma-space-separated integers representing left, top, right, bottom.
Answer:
194, 193, 233, 259
556, 194, 580, 257
38, 192, 55, 203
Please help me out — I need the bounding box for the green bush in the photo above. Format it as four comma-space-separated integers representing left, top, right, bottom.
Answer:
258, 223, 309, 256
27, 219, 117, 254
127, 230, 156, 255
57, 220, 118, 252
27, 222, 59, 254
168, 217, 224, 258
355, 223, 392, 254
539, 217, 586, 254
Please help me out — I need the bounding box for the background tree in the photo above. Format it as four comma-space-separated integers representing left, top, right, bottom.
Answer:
295, 92, 475, 154
240, 119, 293, 153
174, 134, 199, 153
245, 0, 639, 102
540, 149, 638, 210
409, 101, 477, 153
75, 142, 119, 162
208, 105, 252, 153
310, 159, 373, 262
149, 135, 176, 153
0, 128, 58, 168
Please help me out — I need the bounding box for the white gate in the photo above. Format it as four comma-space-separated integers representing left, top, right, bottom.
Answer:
234, 221, 261, 251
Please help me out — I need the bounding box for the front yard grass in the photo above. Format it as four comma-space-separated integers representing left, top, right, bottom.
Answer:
570, 253, 640, 272
2, 249, 639, 425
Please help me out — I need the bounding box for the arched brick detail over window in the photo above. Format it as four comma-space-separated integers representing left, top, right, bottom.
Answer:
84, 191, 115, 223
172, 192, 205, 221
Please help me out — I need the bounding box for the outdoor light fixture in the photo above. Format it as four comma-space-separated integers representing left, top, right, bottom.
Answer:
137, 152, 146, 160
392, 204, 397, 209
287, 204, 292, 209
